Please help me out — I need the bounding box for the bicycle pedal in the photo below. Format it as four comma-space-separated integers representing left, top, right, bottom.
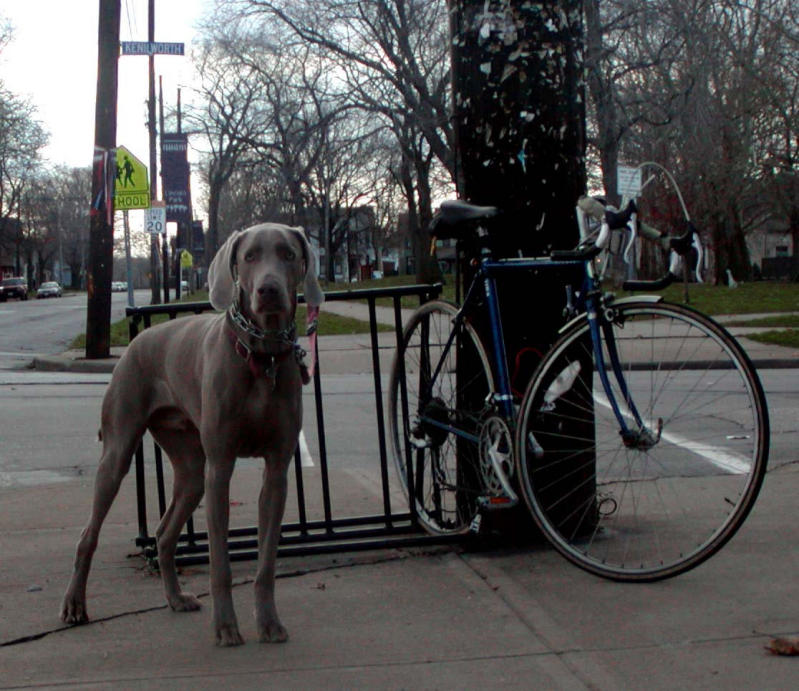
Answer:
469, 513, 482, 533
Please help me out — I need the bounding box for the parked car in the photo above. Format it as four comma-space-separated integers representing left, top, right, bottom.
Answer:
36, 281, 63, 299
111, 281, 128, 292
0, 277, 28, 301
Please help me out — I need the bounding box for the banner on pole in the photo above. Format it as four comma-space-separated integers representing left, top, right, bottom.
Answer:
161, 133, 191, 224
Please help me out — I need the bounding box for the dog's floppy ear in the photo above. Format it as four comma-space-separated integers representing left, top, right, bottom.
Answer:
208, 229, 244, 310
288, 226, 325, 307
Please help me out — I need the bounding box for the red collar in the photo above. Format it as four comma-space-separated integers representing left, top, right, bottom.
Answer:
224, 304, 320, 386
225, 323, 295, 381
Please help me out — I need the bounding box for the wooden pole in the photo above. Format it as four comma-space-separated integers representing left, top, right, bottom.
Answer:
148, 0, 162, 304
85, 0, 120, 359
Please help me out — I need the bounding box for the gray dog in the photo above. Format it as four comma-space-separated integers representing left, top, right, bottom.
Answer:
60, 223, 324, 645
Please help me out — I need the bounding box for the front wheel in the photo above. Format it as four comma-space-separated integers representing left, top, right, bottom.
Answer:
388, 300, 498, 535
516, 300, 769, 581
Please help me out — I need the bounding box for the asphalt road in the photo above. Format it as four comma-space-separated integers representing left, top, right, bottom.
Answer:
0, 367, 796, 491
0, 289, 150, 369
0, 371, 393, 493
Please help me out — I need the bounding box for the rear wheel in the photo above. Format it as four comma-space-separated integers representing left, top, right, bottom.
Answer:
388, 301, 496, 535
516, 300, 769, 581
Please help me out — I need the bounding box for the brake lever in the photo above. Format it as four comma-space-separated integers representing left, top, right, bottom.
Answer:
622, 212, 637, 266
692, 232, 704, 283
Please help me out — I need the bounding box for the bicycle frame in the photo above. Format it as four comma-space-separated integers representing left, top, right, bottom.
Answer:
428, 253, 652, 444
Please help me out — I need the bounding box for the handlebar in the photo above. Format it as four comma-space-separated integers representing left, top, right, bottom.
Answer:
568, 195, 703, 290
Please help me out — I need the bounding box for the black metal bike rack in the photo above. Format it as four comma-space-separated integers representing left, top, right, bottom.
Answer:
126, 283, 446, 566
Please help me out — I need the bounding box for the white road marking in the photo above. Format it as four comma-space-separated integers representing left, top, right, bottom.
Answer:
299, 430, 314, 467
593, 392, 751, 474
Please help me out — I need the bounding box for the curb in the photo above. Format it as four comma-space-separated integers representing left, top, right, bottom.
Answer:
30, 353, 799, 376
31, 355, 119, 374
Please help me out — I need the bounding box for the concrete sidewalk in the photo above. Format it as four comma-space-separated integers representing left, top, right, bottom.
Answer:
4, 304, 799, 688
28, 303, 799, 375
2, 461, 799, 689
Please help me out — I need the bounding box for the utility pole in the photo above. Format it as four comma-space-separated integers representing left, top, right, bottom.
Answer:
147, 0, 161, 304
85, 0, 120, 359
158, 75, 170, 303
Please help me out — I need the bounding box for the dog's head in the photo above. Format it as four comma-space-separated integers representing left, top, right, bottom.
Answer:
208, 224, 324, 327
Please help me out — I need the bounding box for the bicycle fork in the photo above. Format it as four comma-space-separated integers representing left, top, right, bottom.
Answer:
587, 299, 662, 449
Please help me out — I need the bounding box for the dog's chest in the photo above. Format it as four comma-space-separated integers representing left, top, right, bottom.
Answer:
227, 377, 302, 457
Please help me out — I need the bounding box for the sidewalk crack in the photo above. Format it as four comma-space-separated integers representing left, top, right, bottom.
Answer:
0, 552, 411, 648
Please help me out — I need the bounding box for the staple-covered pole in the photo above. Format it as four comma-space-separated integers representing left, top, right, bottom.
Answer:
448, 0, 589, 532
85, 0, 120, 359
449, 0, 585, 254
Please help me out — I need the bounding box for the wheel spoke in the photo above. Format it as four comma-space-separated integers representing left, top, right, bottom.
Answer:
517, 301, 768, 581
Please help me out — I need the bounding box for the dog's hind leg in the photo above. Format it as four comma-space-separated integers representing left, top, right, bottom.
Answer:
60, 425, 141, 624
150, 427, 206, 612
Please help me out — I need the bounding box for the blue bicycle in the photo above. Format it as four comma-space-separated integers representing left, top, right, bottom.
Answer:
388, 188, 769, 582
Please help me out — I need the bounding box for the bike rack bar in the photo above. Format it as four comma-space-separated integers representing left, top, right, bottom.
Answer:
127, 283, 446, 566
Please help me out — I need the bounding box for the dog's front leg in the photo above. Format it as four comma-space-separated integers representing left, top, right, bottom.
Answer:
255, 457, 290, 643
205, 458, 244, 646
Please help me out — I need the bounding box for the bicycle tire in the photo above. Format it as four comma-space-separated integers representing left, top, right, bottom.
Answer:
515, 300, 769, 581
388, 300, 496, 535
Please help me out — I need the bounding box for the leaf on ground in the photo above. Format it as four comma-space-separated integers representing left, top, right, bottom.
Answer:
766, 637, 799, 656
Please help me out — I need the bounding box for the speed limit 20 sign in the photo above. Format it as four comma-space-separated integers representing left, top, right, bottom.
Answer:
146, 202, 166, 235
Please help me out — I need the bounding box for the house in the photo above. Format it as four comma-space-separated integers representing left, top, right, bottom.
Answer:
0, 217, 23, 278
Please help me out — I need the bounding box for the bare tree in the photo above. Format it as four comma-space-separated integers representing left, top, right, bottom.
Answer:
584, 0, 798, 282
0, 87, 48, 275
223, 0, 453, 281
186, 35, 272, 255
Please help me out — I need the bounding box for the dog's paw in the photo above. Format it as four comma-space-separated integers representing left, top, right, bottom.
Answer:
258, 619, 289, 644
168, 592, 202, 612
60, 596, 89, 625
215, 623, 245, 647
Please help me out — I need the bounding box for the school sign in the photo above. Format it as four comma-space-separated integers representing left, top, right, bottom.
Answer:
114, 146, 150, 210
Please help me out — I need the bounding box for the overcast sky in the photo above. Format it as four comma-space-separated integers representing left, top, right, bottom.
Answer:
1, 0, 209, 170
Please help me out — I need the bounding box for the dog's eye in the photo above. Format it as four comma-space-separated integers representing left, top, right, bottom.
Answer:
283, 249, 296, 261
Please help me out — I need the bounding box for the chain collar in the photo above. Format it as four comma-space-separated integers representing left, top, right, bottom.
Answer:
226, 300, 314, 385
226, 299, 297, 354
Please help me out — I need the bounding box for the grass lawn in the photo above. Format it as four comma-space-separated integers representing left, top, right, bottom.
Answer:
73, 278, 799, 350
653, 280, 799, 315
652, 281, 799, 349
745, 330, 799, 348
71, 289, 392, 349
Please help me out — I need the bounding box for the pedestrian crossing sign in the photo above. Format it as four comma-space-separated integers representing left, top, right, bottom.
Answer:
114, 145, 150, 210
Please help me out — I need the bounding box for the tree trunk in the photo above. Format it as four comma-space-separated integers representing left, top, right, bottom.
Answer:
584, 0, 620, 205
206, 174, 222, 258
448, 0, 589, 536
792, 207, 799, 280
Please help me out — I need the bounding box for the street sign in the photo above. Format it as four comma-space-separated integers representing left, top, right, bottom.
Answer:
617, 165, 642, 198
145, 202, 166, 235
114, 146, 150, 210
120, 41, 185, 56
